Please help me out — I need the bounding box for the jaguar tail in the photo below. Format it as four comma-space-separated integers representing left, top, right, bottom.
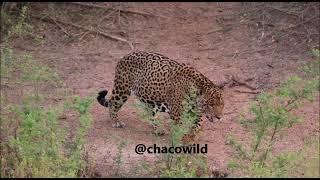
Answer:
97, 90, 109, 107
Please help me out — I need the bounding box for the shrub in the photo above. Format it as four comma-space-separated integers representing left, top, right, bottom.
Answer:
1, 5, 34, 42
132, 86, 209, 177
227, 48, 319, 177
161, 86, 209, 178
0, 45, 94, 177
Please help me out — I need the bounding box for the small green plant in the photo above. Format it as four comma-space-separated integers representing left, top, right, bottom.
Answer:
113, 140, 128, 177
291, 135, 320, 177
302, 48, 320, 80
64, 95, 94, 176
0, 4, 92, 176
133, 99, 166, 136
229, 135, 319, 178
109, 135, 128, 177
2, 95, 94, 178
1, 5, 34, 42
311, 48, 320, 58
0, 45, 94, 177
227, 49, 319, 177
135, 161, 153, 177
132, 86, 209, 177
8, 98, 65, 177
161, 86, 209, 178
160, 154, 208, 178
0, 47, 14, 83
1, 47, 63, 100
170, 86, 201, 146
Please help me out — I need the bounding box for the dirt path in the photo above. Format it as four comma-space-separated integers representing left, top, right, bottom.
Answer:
17, 2, 319, 177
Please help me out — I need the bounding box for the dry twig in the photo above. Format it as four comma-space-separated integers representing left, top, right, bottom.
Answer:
49, 16, 71, 37
234, 89, 261, 94
230, 76, 257, 90
264, 5, 300, 18
218, 75, 257, 91
69, 2, 166, 19
31, 15, 134, 50
206, 26, 233, 35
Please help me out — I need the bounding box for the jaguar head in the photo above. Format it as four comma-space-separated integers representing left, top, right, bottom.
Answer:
197, 87, 224, 122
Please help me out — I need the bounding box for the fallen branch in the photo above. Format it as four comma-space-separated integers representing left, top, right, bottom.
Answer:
69, 2, 166, 19
78, 30, 91, 41
99, 8, 118, 24
225, 46, 274, 59
198, 47, 218, 52
63, 31, 85, 45
218, 75, 258, 91
224, 111, 237, 115
265, 5, 300, 18
31, 15, 134, 50
206, 26, 233, 35
234, 89, 261, 94
49, 16, 71, 37
279, 16, 319, 31
230, 76, 257, 90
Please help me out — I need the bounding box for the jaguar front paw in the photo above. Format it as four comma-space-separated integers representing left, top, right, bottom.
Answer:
181, 134, 196, 145
152, 128, 165, 136
112, 121, 125, 128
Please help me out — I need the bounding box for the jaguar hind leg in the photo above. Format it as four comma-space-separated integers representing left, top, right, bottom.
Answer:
109, 86, 130, 128
109, 99, 127, 128
151, 113, 165, 136
148, 102, 165, 136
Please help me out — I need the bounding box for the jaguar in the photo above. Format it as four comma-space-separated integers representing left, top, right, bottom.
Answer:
97, 51, 224, 142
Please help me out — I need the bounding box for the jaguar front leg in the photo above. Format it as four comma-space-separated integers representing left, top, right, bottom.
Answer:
150, 107, 166, 136
170, 104, 203, 145
168, 103, 196, 144
182, 117, 204, 144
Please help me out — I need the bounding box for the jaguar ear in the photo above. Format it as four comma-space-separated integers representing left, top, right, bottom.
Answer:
217, 82, 227, 90
216, 76, 230, 90
216, 74, 232, 90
